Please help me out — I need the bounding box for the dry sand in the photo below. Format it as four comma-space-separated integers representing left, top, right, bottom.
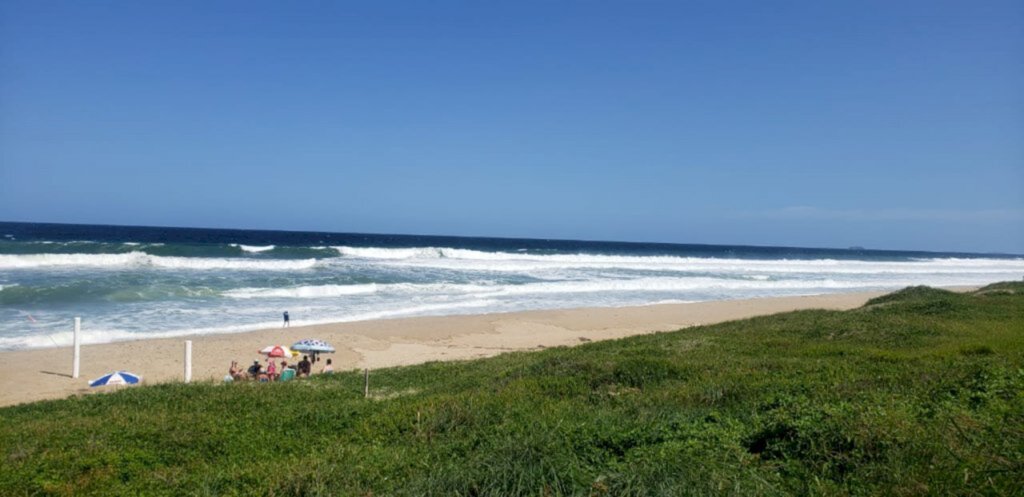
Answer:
0, 291, 889, 407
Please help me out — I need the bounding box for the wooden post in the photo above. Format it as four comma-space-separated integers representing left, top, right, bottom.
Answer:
184, 340, 192, 383
72, 317, 81, 379
363, 368, 369, 398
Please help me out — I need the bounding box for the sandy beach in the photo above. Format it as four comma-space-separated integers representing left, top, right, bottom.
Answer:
0, 291, 901, 407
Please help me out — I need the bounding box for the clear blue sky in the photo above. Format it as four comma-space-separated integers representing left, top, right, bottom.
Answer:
1, 1, 1021, 253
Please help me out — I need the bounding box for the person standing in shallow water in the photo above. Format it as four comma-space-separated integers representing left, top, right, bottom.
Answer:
283, 311, 290, 327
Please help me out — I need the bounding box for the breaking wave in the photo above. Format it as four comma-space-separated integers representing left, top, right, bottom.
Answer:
232, 244, 276, 253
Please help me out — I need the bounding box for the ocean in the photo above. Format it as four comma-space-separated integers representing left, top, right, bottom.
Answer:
1, 222, 1022, 350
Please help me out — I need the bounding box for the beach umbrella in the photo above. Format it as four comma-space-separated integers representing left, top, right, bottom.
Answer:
292, 338, 335, 363
291, 339, 335, 354
259, 345, 298, 358
89, 371, 142, 387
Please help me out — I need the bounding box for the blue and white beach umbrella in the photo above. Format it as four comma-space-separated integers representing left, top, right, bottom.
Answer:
291, 339, 335, 354
89, 371, 142, 387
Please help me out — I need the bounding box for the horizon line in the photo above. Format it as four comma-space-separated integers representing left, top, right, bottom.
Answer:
2, 219, 1021, 259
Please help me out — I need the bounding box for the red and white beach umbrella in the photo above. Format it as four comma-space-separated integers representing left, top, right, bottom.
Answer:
259, 345, 297, 358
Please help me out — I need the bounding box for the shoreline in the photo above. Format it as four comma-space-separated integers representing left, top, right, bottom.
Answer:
0, 289, 922, 407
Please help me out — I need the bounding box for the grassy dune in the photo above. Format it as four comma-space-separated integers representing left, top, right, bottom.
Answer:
2, 283, 1022, 496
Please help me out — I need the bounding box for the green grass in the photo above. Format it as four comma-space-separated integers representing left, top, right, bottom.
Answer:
2, 283, 1023, 496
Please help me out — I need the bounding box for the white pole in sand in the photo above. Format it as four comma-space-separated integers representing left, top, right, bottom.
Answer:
184, 340, 193, 383
72, 317, 81, 379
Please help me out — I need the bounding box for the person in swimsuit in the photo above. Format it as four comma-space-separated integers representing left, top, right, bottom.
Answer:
283, 311, 290, 327
266, 358, 277, 381
229, 361, 246, 381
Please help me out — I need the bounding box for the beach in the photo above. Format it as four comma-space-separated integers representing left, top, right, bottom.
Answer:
0, 290, 890, 407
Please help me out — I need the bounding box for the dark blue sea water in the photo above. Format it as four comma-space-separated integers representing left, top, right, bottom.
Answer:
2, 222, 1022, 349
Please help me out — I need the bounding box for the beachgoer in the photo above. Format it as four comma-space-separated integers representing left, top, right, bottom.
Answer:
229, 360, 245, 380
266, 358, 277, 381
298, 355, 311, 377
247, 360, 261, 378
322, 358, 334, 374
283, 311, 290, 327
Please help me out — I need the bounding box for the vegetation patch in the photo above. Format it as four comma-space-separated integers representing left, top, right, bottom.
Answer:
865, 285, 959, 306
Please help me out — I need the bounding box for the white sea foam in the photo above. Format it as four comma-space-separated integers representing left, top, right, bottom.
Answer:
0, 299, 500, 349
217, 277, 929, 302
336, 246, 443, 259
150, 256, 316, 270
4, 247, 1022, 276
233, 244, 276, 253
481, 277, 852, 295
331, 246, 1024, 275
0, 252, 149, 268
331, 299, 500, 324
225, 284, 379, 299
639, 299, 698, 306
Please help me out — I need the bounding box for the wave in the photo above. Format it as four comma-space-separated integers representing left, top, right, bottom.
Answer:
1, 240, 284, 258
6, 248, 1017, 275
222, 282, 502, 299
0, 252, 147, 268
0, 252, 318, 271
331, 246, 1024, 275
0, 281, 220, 305
260, 246, 342, 259
232, 244, 276, 253
336, 246, 442, 259
0, 299, 501, 350
457, 277, 881, 296
4, 246, 1022, 278
225, 284, 379, 299
0, 240, 344, 260
218, 277, 903, 301
336, 299, 500, 322
335, 245, 1017, 264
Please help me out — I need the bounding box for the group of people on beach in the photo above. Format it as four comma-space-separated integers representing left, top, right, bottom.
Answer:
227, 355, 333, 382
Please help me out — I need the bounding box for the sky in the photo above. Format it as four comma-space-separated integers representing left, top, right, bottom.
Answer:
1, 1, 1022, 254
